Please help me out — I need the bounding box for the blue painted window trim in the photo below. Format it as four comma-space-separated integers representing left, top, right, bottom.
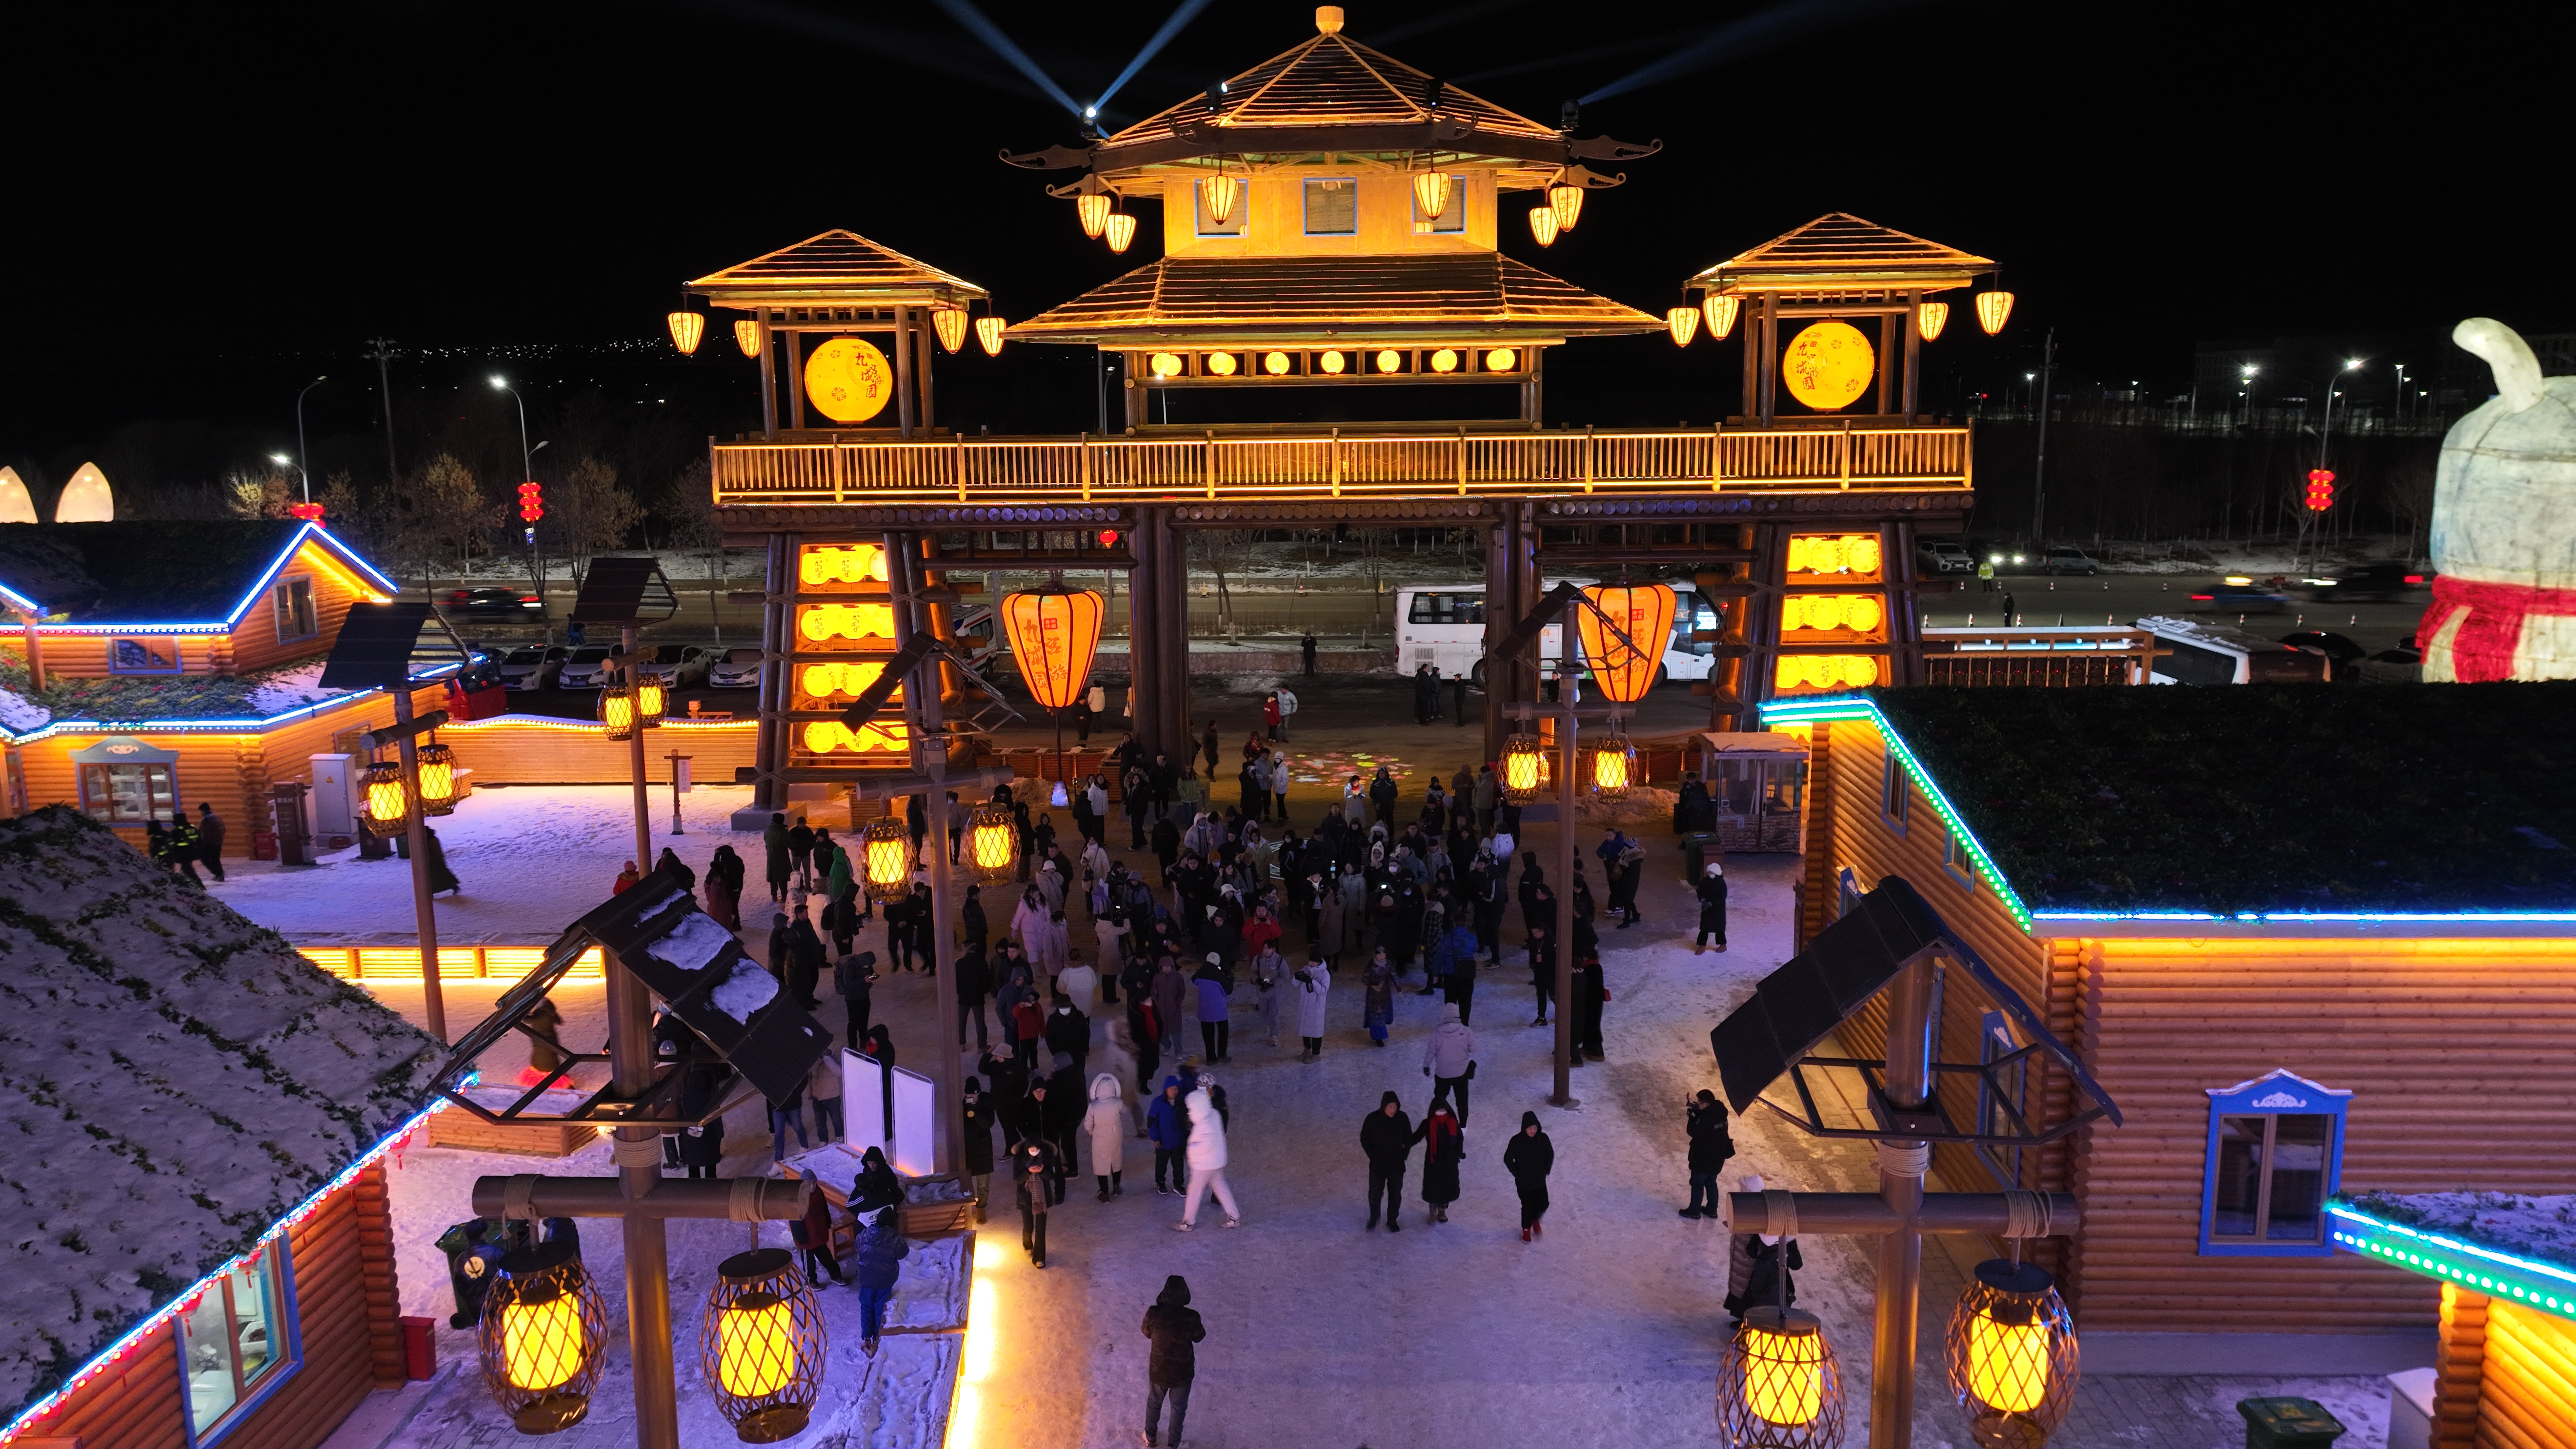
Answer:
178, 1239, 304, 1448
2196, 1072, 2349, 1258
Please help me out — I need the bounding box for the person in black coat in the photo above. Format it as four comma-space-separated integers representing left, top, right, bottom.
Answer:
1504, 1110, 1554, 1240
833, 950, 877, 1049
1726, 1234, 1803, 1323
1412, 1096, 1464, 1222
1142, 1275, 1206, 1448
1695, 862, 1729, 953
1359, 1090, 1415, 1231
962, 884, 989, 953
787, 913, 827, 1010
1681, 1090, 1734, 1219
960, 1076, 996, 1221
1570, 952, 1607, 1063
1043, 1054, 1085, 1194
954, 943, 992, 1049
1043, 994, 1091, 1082
1008, 1134, 1060, 1267
982, 1046, 1028, 1149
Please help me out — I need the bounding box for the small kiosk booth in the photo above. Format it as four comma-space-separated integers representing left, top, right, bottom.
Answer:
1687, 730, 1809, 853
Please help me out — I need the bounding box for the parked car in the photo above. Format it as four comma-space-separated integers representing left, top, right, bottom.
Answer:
498, 645, 568, 691
1916, 539, 1974, 575
2039, 546, 2100, 576
635, 644, 710, 689
706, 647, 764, 690
2189, 576, 2292, 613
2302, 561, 2429, 602
445, 586, 544, 616
558, 645, 616, 688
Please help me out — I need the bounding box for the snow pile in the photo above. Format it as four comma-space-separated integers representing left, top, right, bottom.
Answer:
243, 659, 337, 715
708, 958, 780, 1021
645, 909, 734, 973
2347, 1190, 2576, 1267
0, 806, 446, 1419
1575, 785, 1679, 827
0, 682, 49, 734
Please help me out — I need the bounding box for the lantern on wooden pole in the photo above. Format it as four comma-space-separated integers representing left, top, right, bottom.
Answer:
1001, 579, 1106, 790
478, 1239, 609, 1434
1719, 1305, 1846, 1449
1500, 732, 1549, 803
966, 800, 1019, 884
416, 736, 461, 815
361, 756, 411, 837
1945, 1257, 2078, 1449
862, 816, 912, 902
701, 1248, 827, 1443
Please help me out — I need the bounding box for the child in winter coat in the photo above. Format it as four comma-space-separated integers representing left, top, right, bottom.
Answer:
1145, 1075, 1190, 1194
1413, 1097, 1464, 1223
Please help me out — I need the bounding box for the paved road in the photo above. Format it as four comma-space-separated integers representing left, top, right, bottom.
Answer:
1919, 570, 2431, 652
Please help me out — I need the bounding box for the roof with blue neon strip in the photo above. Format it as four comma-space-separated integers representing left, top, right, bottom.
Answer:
1769, 684, 2576, 917
0, 520, 392, 627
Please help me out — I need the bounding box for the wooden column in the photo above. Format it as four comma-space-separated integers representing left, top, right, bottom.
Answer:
756, 319, 778, 439
1123, 353, 1147, 432
1741, 522, 1791, 719
885, 532, 962, 1170
894, 306, 916, 439
1482, 512, 1514, 761
1129, 512, 1164, 760
1739, 299, 1759, 421
1884, 519, 1923, 687
1157, 511, 1191, 756
354, 1163, 405, 1388
1756, 294, 1779, 425
1901, 289, 1923, 419
2434, 1283, 2487, 1449
1876, 312, 1895, 417
916, 313, 936, 433
785, 330, 807, 431
1525, 346, 1546, 427
753, 533, 789, 810
1795, 720, 1833, 956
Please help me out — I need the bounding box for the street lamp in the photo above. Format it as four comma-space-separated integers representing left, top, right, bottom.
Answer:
491, 376, 537, 487
2393, 362, 2410, 423
2239, 364, 2258, 425
291, 375, 326, 503
477, 1238, 609, 1435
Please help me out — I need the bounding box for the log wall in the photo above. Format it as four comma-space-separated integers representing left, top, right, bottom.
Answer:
0, 541, 385, 681
2479, 1298, 2576, 1449
437, 716, 758, 784
2066, 935, 2576, 1332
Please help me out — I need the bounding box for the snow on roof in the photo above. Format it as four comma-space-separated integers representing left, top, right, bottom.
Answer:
0, 806, 445, 1419
2346, 1190, 2576, 1270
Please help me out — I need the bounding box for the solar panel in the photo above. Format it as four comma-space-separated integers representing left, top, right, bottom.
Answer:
580, 863, 832, 1105
318, 602, 434, 690
570, 555, 679, 624
1710, 876, 1945, 1113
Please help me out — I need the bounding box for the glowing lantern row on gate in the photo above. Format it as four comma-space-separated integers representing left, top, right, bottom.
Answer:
1943, 1259, 2078, 1449
862, 817, 912, 902
1576, 583, 1677, 703
999, 586, 1107, 711
701, 1248, 827, 1443
478, 1240, 608, 1435
1500, 732, 1550, 804
1717, 1305, 1845, 1449
1780, 594, 1886, 634
967, 800, 1019, 884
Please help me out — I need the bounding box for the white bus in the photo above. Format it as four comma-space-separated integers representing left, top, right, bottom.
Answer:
1391, 581, 1718, 687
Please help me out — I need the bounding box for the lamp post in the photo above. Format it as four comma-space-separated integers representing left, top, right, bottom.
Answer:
2393, 362, 2409, 424
293, 375, 325, 503
268, 453, 307, 501
2239, 364, 2258, 426
2306, 359, 2360, 571
491, 375, 537, 486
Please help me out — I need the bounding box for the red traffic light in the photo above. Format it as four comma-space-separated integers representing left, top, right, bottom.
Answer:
2304, 468, 2334, 512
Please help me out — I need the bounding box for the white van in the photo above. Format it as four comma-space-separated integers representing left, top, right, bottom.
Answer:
2138, 615, 2332, 684
1392, 581, 1717, 687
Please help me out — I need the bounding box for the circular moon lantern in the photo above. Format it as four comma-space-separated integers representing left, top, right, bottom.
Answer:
1318, 351, 1346, 375
1780, 322, 1876, 413
1206, 352, 1239, 377
1576, 583, 1678, 703
802, 338, 893, 424
1485, 349, 1516, 372
1150, 352, 1184, 378
1375, 349, 1404, 374
1264, 351, 1293, 375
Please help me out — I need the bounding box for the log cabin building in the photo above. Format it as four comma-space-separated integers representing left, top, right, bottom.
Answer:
0, 521, 450, 855
0, 807, 444, 1449
1761, 683, 2576, 1362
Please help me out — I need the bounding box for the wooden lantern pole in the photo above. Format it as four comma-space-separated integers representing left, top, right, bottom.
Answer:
388, 686, 447, 1045
612, 623, 678, 1449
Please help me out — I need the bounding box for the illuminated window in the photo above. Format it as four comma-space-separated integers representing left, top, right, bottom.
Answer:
1411, 173, 1465, 232
180, 1248, 298, 1441
1879, 754, 1907, 833
272, 576, 318, 643
1303, 177, 1357, 235
110, 637, 182, 674
2199, 1071, 2349, 1257
1195, 180, 1247, 238
81, 762, 179, 823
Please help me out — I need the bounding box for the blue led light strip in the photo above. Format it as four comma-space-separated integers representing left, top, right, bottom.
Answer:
0, 1091, 460, 1447
2327, 1202, 2576, 1326
0, 676, 453, 747
1759, 694, 2036, 930
8, 523, 400, 636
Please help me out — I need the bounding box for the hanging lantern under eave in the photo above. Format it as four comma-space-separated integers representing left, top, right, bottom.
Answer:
1703, 293, 1742, 341
1104, 212, 1138, 254
1576, 582, 1678, 704
1200, 171, 1241, 224
667, 312, 705, 355
415, 739, 460, 816
1076, 191, 1112, 239
1917, 300, 1952, 342
598, 683, 638, 742
975, 316, 1006, 357
1587, 738, 1636, 799
478, 1239, 608, 1436
932, 307, 968, 354
1976, 290, 2015, 335
701, 1248, 827, 1443
862, 818, 911, 902
1549, 181, 1584, 230
967, 801, 1019, 884
361, 758, 411, 838
1412, 168, 1452, 220
1527, 205, 1560, 247
1944, 1259, 2078, 1449
733, 320, 763, 358
1667, 306, 1700, 347
998, 587, 1107, 712
1717, 1306, 1845, 1449
1500, 732, 1549, 804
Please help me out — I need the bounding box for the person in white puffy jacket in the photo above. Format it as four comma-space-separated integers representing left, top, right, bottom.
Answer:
1084, 1072, 1128, 1201
1175, 1079, 1240, 1230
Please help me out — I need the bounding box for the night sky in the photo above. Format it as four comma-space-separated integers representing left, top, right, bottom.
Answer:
4, 0, 2563, 487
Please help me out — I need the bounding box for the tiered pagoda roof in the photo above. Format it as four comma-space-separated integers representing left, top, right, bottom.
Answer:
686, 230, 987, 310
1688, 213, 1994, 299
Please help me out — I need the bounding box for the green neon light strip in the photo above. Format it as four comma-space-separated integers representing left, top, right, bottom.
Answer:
1760, 695, 2036, 931
2327, 1204, 2576, 1326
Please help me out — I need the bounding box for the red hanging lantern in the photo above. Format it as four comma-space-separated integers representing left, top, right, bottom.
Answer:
520, 482, 544, 523
2305, 469, 2335, 512
1575, 583, 1678, 704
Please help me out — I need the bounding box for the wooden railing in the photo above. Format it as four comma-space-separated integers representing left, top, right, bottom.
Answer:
710, 423, 1974, 507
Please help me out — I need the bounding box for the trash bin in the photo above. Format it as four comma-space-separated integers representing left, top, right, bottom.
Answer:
433, 1218, 505, 1329
2239, 1397, 2347, 1449
1681, 832, 1721, 882
398, 1315, 437, 1380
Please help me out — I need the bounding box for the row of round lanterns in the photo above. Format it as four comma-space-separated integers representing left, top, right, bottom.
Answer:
1148, 347, 1514, 378
360, 734, 461, 837
1666, 288, 2016, 347
670, 307, 1005, 359
477, 1241, 835, 1442
1715, 1254, 2078, 1449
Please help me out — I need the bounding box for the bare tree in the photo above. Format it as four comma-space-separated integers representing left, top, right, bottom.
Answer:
660, 460, 729, 643
404, 453, 502, 582
223, 467, 298, 520
548, 456, 644, 585
1188, 528, 1262, 641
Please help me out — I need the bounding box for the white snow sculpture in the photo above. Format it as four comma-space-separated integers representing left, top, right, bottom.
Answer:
2420, 319, 2576, 681
53, 461, 114, 522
